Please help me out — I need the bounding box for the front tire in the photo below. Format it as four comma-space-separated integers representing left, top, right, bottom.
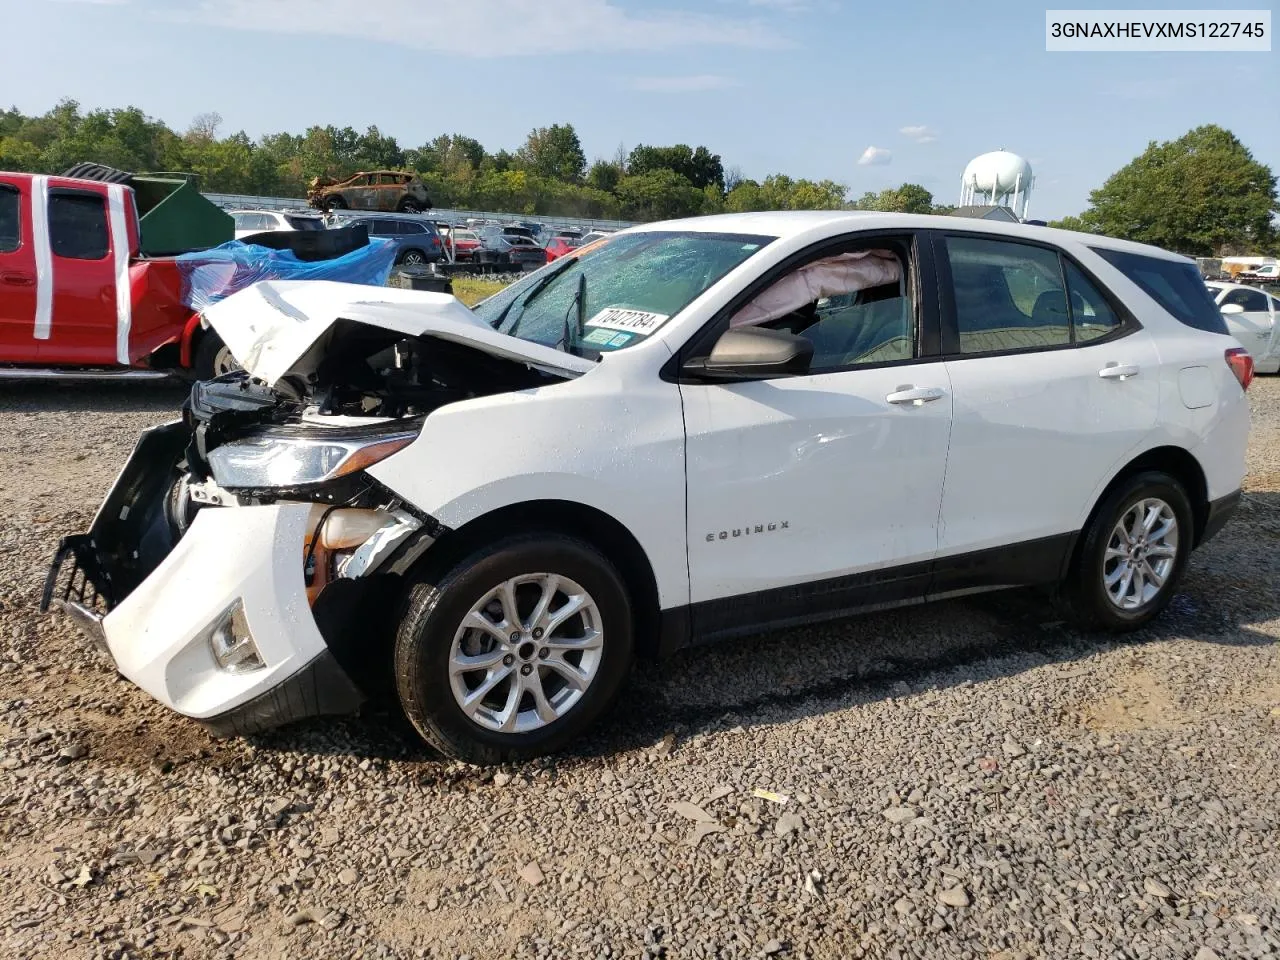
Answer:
394, 534, 634, 764
193, 331, 240, 380
1059, 471, 1193, 631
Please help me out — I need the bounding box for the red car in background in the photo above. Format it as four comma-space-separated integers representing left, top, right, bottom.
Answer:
544, 235, 579, 263
442, 227, 482, 262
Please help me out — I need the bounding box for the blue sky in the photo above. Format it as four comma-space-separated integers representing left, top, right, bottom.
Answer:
4, 0, 1276, 219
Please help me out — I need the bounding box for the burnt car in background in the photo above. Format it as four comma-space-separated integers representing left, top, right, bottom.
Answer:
308, 171, 432, 214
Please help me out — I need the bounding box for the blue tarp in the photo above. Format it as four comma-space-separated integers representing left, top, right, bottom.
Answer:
176, 238, 398, 312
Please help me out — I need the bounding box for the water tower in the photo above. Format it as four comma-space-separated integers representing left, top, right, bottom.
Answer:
959, 150, 1035, 219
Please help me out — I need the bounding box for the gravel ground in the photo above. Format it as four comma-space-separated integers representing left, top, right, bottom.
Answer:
1, 377, 1278, 960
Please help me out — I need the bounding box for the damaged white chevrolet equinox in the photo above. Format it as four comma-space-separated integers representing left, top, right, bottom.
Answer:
44, 213, 1251, 763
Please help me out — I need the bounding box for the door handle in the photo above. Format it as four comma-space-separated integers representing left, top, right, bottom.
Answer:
886, 386, 946, 406
1098, 363, 1140, 380
0, 272, 34, 286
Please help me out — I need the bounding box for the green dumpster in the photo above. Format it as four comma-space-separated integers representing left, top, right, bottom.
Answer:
130, 174, 234, 256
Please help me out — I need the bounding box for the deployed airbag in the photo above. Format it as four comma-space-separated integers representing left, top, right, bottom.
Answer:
730, 250, 902, 328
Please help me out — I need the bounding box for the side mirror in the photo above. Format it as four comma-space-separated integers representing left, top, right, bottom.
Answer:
1220, 303, 1245, 315
682, 327, 813, 381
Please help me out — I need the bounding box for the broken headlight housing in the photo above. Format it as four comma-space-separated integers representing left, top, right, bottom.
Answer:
207, 428, 419, 490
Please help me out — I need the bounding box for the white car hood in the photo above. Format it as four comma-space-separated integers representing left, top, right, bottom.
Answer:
202, 280, 596, 385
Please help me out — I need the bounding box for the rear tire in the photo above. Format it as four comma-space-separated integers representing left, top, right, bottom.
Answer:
393, 534, 634, 764
1058, 470, 1194, 631
398, 199, 423, 214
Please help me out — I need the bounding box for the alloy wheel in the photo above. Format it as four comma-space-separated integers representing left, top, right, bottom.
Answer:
1102, 497, 1179, 611
448, 573, 604, 734
212, 345, 241, 377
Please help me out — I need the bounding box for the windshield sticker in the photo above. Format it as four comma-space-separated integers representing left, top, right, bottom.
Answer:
608, 332, 634, 347
582, 327, 617, 346
585, 307, 671, 335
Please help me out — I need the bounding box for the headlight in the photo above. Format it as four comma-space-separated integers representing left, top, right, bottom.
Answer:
207, 429, 418, 489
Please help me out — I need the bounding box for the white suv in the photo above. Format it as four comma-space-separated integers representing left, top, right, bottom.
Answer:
44, 213, 1252, 763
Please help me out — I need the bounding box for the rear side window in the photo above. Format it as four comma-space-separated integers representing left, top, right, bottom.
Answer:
1064, 261, 1121, 342
943, 236, 1071, 353
285, 215, 324, 231
1094, 248, 1227, 335
0, 185, 19, 253
1221, 287, 1270, 312
49, 193, 109, 260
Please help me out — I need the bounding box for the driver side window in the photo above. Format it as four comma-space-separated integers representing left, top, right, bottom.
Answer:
729, 244, 915, 372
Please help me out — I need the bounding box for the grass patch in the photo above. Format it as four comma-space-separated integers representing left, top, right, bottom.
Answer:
452, 277, 510, 306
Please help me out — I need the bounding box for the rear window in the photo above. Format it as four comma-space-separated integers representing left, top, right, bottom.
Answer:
0, 185, 19, 253
49, 192, 109, 260
1094, 248, 1227, 335
285, 215, 325, 231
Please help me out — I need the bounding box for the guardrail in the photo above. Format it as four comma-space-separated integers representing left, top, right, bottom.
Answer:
203, 192, 635, 233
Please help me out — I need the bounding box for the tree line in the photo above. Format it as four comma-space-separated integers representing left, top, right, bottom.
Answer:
1, 102, 1274, 254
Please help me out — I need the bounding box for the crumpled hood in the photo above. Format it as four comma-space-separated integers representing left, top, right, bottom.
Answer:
202, 280, 596, 385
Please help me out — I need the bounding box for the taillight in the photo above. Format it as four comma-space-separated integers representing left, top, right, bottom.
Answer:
1225, 347, 1253, 391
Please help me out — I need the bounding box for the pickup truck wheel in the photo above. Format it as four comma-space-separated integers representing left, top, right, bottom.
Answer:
394, 534, 634, 764
194, 332, 240, 380
1057, 471, 1193, 631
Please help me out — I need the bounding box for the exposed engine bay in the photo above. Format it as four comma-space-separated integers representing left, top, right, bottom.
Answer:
50, 326, 569, 619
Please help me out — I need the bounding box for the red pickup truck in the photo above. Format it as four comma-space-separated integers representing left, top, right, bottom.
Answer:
0, 172, 239, 379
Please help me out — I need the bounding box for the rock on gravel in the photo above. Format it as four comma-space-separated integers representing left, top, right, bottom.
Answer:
2, 378, 1280, 959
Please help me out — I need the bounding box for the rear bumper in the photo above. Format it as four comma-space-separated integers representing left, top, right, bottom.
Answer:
1201, 490, 1242, 545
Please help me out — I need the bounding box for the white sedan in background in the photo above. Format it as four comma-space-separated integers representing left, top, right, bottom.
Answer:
1207, 280, 1280, 373
230, 210, 326, 241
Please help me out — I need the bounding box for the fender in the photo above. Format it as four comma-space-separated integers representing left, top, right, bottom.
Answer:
179, 312, 203, 369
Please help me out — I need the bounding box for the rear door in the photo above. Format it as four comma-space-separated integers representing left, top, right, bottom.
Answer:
933, 232, 1160, 581
38, 183, 122, 365
0, 177, 37, 361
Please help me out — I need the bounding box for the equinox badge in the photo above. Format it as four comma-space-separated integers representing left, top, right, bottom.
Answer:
706, 521, 790, 543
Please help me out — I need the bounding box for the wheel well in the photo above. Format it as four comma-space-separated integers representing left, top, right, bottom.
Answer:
415, 500, 664, 661
1088, 446, 1210, 548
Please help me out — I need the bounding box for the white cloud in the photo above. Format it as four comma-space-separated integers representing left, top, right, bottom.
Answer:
629, 75, 741, 93
857, 146, 892, 166
176, 0, 789, 56
899, 125, 937, 144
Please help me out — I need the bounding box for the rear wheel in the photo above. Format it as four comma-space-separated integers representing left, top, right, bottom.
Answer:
1058, 471, 1193, 631
397, 249, 428, 266
327, 195, 347, 210
398, 198, 423, 214
193, 331, 240, 380
393, 534, 634, 764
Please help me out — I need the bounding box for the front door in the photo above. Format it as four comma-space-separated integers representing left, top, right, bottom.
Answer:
681, 233, 953, 638
0, 178, 37, 362
933, 233, 1160, 581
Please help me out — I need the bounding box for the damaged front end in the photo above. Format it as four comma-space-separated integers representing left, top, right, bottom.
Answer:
42, 302, 571, 735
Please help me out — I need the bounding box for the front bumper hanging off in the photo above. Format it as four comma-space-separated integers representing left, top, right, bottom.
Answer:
40, 423, 377, 736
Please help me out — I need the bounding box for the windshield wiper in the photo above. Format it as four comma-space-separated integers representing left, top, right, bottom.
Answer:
557, 272, 589, 357
493, 256, 578, 335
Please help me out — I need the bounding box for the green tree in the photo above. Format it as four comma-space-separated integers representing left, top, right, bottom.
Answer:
627, 143, 724, 191
1078, 124, 1277, 255
586, 160, 623, 193
517, 124, 586, 183
1048, 214, 1091, 232
615, 169, 705, 220
850, 183, 934, 213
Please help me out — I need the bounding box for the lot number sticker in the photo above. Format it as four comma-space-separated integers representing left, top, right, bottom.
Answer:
585, 307, 670, 335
